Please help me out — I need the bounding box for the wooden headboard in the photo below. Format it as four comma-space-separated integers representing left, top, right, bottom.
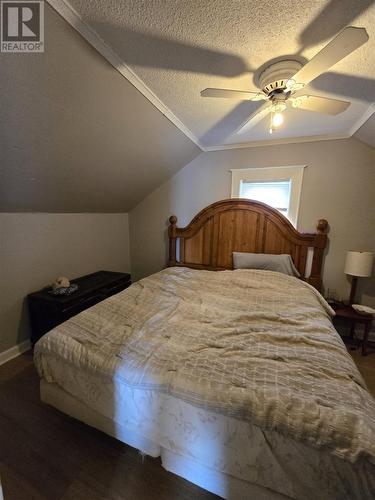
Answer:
168, 199, 328, 290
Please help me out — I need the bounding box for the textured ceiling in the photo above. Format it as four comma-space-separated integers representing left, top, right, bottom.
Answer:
61, 0, 375, 148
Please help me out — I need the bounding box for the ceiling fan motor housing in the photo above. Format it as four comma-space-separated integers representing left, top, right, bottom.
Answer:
259, 60, 303, 95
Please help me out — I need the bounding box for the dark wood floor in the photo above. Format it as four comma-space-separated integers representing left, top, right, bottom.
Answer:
350, 349, 375, 397
0, 352, 217, 500
1, 349, 374, 500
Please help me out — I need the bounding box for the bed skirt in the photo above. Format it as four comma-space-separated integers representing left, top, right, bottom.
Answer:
40, 379, 291, 500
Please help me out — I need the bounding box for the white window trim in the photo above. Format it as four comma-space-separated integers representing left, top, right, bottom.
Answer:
230, 165, 306, 227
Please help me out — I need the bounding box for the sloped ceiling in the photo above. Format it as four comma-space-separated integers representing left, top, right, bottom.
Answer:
354, 113, 375, 147
52, 0, 375, 149
0, 3, 201, 212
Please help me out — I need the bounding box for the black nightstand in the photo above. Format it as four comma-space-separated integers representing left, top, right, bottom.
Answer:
28, 270, 131, 345
331, 302, 374, 356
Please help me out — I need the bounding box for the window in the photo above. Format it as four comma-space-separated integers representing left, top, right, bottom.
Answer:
231, 166, 305, 227
240, 180, 291, 216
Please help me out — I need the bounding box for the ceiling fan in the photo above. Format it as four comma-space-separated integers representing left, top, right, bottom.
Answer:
201, 27, 369, 135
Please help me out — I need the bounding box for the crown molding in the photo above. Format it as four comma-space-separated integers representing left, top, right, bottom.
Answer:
47, 1, 374, 155
47, 0, 204, 150
201, 132, 351, 151
348, 102, 375, 136
202, 102, 375, 151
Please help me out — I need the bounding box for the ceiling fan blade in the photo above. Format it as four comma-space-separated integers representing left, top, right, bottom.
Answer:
291, 95, 350, 115
234, 103, 272, 135
291, 27, 369, 87
309, 72, 375, 102
201, 88, 266, 101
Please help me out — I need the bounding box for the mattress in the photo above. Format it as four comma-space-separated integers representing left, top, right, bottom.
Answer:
34, 267, 375, 499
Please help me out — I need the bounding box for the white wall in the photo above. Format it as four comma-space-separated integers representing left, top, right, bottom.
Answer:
0, 213, 130, 353
130, 138, 375, 307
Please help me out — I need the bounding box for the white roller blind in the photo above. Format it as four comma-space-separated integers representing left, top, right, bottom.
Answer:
240, 180, 291, 214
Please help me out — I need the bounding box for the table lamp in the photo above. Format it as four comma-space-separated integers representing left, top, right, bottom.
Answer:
344, 251, 374, 304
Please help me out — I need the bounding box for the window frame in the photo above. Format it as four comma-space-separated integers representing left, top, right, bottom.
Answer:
230, 166, 306, 227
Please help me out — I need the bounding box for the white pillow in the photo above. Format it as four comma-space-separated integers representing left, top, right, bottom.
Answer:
232, 252, 300, 277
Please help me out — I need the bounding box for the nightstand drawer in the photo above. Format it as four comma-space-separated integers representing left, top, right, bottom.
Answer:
101, 279, 132, 297
62, 293, 104, 316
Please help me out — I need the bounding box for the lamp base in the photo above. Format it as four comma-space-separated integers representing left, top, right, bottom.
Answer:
349, 276, 358, 305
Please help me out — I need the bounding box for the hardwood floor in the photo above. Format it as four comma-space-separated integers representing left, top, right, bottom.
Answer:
350, 349, 375, 397
1, 348, 374, 500
0, 352, 216, 500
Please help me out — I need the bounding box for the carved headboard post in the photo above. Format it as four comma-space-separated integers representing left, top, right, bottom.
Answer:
168, 215, 178, 266
308, 219, 328, 291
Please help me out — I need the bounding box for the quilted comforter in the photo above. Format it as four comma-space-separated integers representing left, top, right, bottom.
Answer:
35, 267, 375, 466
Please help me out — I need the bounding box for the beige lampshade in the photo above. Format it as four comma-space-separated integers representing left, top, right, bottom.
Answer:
344, 251, 374, 277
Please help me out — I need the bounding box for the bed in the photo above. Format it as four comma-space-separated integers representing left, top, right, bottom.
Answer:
34, 199, 375, 499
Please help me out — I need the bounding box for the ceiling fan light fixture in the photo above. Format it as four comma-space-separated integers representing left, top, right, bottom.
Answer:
272, 112, 284, 127
273, 101, 287, 113
269, 107, 284, 134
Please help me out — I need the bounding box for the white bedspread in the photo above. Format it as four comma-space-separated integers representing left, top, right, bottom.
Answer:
35, 268, 375, 468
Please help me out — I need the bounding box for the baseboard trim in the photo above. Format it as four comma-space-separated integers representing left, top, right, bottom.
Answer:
0, 340, 32, 366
